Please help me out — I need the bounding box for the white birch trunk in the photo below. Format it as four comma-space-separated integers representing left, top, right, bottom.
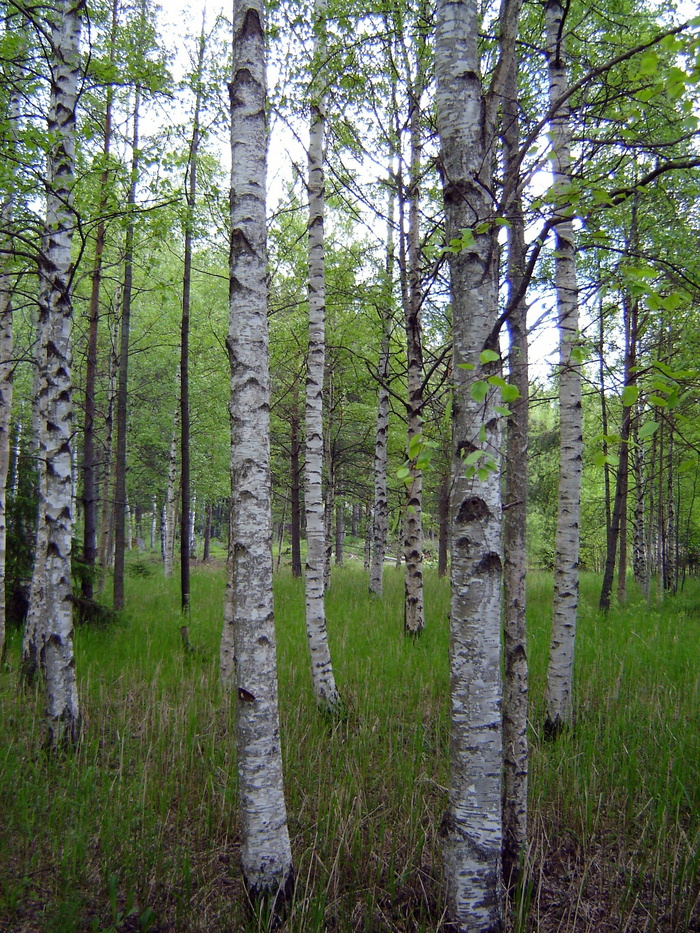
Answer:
227, 0, 293, 899
435, 0, 520, 924
150, 495, 156, 550
0, 78, 21, 660
304, 0, 341, 713
28, 0, 84, 746
369, 319, 391, 595
543, 0, 583, 736
164, 403, 179, 577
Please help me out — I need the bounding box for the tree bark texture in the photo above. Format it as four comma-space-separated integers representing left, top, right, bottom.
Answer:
435, 0, 520, 925
501, 26, 529, 894
0, 59, 21, 660
27, 0, 85, 745
544, 0, 584, 736
226, 0, 293, 898
112, 79, 141, 612
304, 0, 341, 713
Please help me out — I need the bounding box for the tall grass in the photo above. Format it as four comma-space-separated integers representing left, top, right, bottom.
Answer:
0, 560, 697, 931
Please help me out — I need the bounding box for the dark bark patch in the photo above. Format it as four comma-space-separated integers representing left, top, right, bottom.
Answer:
455, 536, 472, 550
477, 552, 502, 574
237, 687, 256, 703
456, 497, 490, 523
240, 6, 263, 41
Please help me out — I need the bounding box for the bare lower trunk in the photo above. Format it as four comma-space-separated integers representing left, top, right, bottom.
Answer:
226, 0, 293, 899
544, 0, 583, 736
164, 404, 179, 577
290, 409, 302, 577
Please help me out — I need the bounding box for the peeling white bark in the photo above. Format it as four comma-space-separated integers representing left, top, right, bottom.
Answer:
227, 0, 293, 899
543, 0, 583, 736
304, 0, 341, 713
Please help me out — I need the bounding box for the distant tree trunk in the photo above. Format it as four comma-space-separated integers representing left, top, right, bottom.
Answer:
335, 500, 344, 566
351, 503, 359, 538
179, 18, 205, 645
290, 408, 302, 577
369, 196, 393, 596
226, 0, 294, 901
303, 0, 341, 713
82, 0, 117, 602
150, 495, 156, 550
401, 91, 425, 636
632, 416, 648, 597
501, 23, 529, 893
25, 0, 85, 747
437, 474, 449, 578
202, 502, 211, 562
97, 323, 118, 592
0, 61, 21, 660
164, 404, 179, 577
323, 424, 334, 588
544, 0, 584, 736
364, 502, 371, 570
113, 79, 142, 612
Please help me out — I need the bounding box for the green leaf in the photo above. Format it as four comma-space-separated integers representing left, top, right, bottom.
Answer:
465, 450, 483, 465
500, 384, 520, 403
649, 396, 668, 407
407, 433, 423, 460
480, 349, 500, 364
679, 459, 696, 473
457, 362, 475, 371
495, 405, 511, 417
638, 421, 659, 440
621, 385, 639, 407
478, 423, 487, 443
477, 467, 490, 482
638, 51, 658, 75
396, 466, 410, 481
470, 381, 489, 403
570, 346, 585, 364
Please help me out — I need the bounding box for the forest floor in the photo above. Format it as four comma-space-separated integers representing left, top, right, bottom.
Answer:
0, 560, 698, 932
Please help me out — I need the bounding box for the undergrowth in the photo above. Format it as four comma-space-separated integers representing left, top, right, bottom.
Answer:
0, 561, 698, 932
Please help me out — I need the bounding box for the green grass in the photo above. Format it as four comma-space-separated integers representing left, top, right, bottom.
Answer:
0, 559, 698, 932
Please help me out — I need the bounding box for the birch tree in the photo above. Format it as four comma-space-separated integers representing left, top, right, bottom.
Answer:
304, 0, 342, 713
226, 0, 294, 900
543, 0, 584, 736
0, 18, 23, 660
435, 0, 520, 925
26, 0, 85, 745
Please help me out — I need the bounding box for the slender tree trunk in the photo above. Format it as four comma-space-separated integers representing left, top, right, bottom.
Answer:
179, 17, 205, 645
369, 195, 393, 596
438, 474, 449, 578
501, 28, 529, 893
544, 0, 584, 736
323, 421, 334, 588
203, 501, 211, 561
26, 0, 85, 746
164, 403, 179, 577
0, 62, 21, 661
290, 408, 302, 577
335, 499, 343, 566
632, 415, 648, 597
82, 0, 117, 602
402, 85, 425, 636
598, 304, 612, 542
435, 0, 521, 924
226, 0, 294, 900
113, 79, 142, 612
303, 0, 341, 713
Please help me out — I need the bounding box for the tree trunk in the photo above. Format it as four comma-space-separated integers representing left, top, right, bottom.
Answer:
303, 0, 341, 714
335, 499, 344, 566
0, 58, 21, 660
27, 0, 85, 746
369, 194, 393, 596
113, 75, 142, 611
202, 501, 211, 562
164, 403, 179, 577
544, 0, 584, 736
501, 24, 529, 893
226, 0, 293, 901
435, 0, 520, 924
438, 475, 449, 578
290, 407, 302, 577
179, 16, 205, 642
401, 84, 425, 637
82, 0, 117, 602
